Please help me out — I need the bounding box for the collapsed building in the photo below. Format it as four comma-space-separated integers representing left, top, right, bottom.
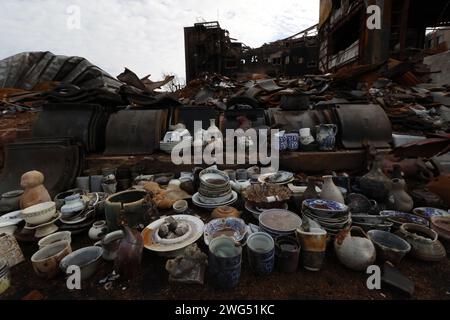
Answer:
318, 0, 450, 72
184, 21, 319, 81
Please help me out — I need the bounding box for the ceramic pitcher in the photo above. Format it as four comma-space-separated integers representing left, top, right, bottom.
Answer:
315, 124, 337, 151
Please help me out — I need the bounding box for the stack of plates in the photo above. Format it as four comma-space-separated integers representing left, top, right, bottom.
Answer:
258, 171, 294, 185
258, 209, 302, 238
352, 214, 393, 232
192, 169, 237, 209
301, 199, 351, 237
245, 201, 288, 220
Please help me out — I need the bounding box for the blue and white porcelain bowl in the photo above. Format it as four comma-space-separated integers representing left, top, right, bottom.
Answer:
204, 217, 247, 246
302, 199, 349, 219
412, 207, 450, 220
380, 210, 429, 227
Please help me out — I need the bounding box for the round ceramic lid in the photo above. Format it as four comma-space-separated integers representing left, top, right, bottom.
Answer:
0, 210, 23, 228
259, 209, 302, 233
142, 215, 204, 253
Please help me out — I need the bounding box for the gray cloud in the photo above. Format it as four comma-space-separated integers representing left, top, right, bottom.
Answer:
0, 0, 319, 82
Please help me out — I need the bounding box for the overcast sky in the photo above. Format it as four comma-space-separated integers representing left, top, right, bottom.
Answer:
0, 0, 319, 83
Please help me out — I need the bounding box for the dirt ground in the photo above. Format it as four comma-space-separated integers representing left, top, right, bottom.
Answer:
2, 202, 450, 301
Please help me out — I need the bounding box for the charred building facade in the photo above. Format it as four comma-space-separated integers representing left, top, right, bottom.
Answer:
318, 0, 450, 72
184, 21, 319, 81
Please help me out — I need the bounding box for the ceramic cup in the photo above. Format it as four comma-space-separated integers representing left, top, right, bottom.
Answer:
236, 169, 248, 181
208, 236, 242, 290
275, 236, 300, 273
76, 177, 90, 192
299, 128, 315, 145
316, 124, 337, 151
296, 227, 327, 272
285, 133, 300, 151
278, 134, 288, 151
224, 170, 237, 181
173, 200, 188, 213
247, 232, 275, 276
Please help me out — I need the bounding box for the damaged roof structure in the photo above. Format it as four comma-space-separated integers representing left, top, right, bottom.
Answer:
184, 21, 320, 81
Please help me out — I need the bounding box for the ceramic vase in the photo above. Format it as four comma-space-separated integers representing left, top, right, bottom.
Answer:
389, 179, 414, 212
320, 175, 345, 204
88, 220, 108, 241
315, 124, 337, 151
114, 226, 143, 280
359, 154, 392, 202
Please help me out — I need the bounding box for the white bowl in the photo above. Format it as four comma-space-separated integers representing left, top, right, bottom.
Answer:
38, 231, 72, 249
21, 202, 56, 225
60, 246, 103, 281
173, 200, 188, 213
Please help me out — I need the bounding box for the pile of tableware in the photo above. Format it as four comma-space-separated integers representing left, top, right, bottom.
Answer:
160, 130, 192, 154
20, 202, 61, 238
352, 214, 393, 232
59, 193, 103, 235
142, 214, 204, 257
258, 209, 302, 238
258, 171, 294, 185
192, 169, 237, 209
301, 199, 351, 237
379, 210, 429, 229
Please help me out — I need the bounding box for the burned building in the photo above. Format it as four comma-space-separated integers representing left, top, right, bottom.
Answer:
318, 0, 450, 72
184, 21, 319, 81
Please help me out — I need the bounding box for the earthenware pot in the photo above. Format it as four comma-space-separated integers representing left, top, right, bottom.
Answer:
396, 223, 446, 262
0, 190, 23, 213
31, 241, 72, 279
208, 236, 242, 290
367, 230, 411, 265
223, 170, 236, 181
211, 206, 240, 219
60, 246, 103, 281
104, 190, 149, 231
320, 175, 345, 204
346, 193, 372, 214
247, 232, 275, 276
359, 154, 392, 201
275, 236, 300, 273
88, 220, 108, 241
430, 217, 450, 242
334, 226, 376, 271
115, 226, 144, 280
389, 179, 414, 212
295, 227, 327, 271
315, 124, 337, 151
95, 230, 124, 261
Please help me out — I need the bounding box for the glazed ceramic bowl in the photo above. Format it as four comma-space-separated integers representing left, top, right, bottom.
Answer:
413, 207, 450, 220
380, 210, 429, 228
197, 192, 233, 205
367, 230, 411, 265
199, 169, 230, 188
204, 218, 247, 245
21, 202, 56, 225
259, 209, 302, 236
38, 231, 72, 249
60, 246, 104, 281
211, 206, 240, 219
31, 240, 72, 279
173, 200, 188, 213
302, 199, 349, 218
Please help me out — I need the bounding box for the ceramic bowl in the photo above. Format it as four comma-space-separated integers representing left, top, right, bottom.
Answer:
204, 217, 247, 245
21, 202, 56, 225
199, 169, 230, 188
197, 192, 233, 205
0, 224, 18, 235
380, 210, 429, 228
413, 207, 450, 220
211, 206, 240, 219
38, 231, 72, 249
173, 200, 188, 213
367, 230, 411, 265
31, 240, 72, 279
259, 209, 302, 234
430, 217, 450, 242
302, 199, 349, 218
60, 246, 104, 281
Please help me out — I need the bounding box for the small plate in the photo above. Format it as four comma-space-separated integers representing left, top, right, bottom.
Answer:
0, 210, 23, 227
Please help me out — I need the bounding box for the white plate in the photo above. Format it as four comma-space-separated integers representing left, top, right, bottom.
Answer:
0, 210, 23, 227
142, 215, 204, 255
192, 191, 238, 209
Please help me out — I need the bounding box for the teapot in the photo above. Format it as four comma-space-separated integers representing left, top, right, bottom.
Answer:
334, 226, 376, 271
